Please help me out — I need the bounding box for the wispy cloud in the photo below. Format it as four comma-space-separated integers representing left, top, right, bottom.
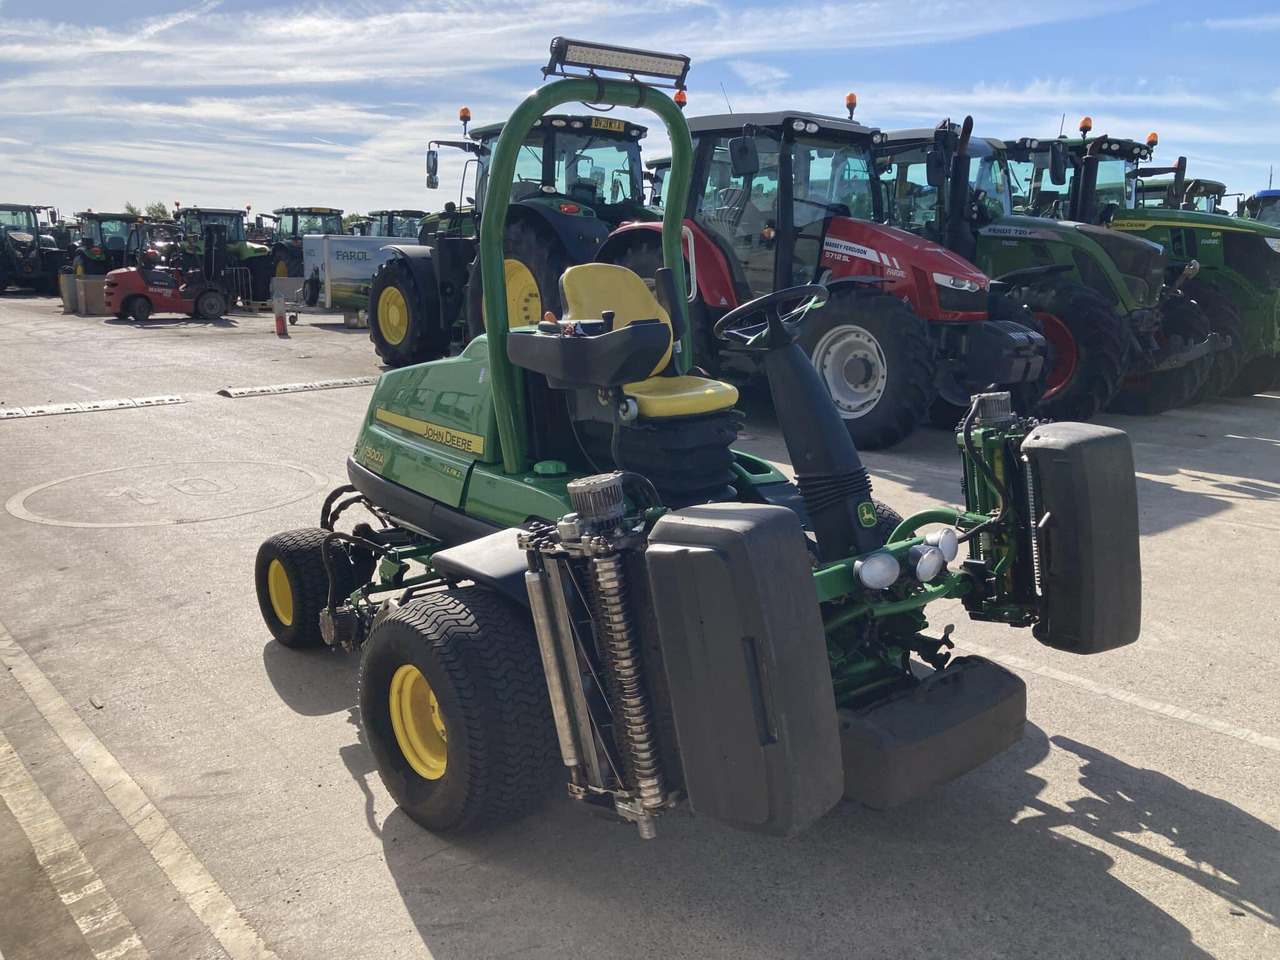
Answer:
1203, 14, 1280, 31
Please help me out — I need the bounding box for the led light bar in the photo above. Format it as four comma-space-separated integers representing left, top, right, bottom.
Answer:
545, 37, 690, 89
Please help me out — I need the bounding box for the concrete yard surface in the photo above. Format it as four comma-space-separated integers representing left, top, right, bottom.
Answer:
0, 294, 1277, 959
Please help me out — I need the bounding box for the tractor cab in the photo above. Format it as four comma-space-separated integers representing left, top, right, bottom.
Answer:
1241, 189, 1280, 225
1137, 177, 1232, 215
72, 212, 143, 274
367, 210, 427, 239
270, 206, 344, 278
643, 155, 671, 210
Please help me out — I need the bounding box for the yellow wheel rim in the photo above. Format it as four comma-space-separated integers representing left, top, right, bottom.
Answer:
275, 259, 290, 278
389, 664, 448, 780
378, 285, 409, 345
75, 262, 85, 276
481, 259, 541, 331
266, 559, 293, 627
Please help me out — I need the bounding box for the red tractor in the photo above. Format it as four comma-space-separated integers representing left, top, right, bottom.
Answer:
599, 110, 1045, 448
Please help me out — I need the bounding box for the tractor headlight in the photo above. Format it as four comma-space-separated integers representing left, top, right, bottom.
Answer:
1265, 238, 1280, 255
791, 119, 807, 132
924, 527, 959, 562
854, 552, 900, 590
908, 544, 946, 582
805, 121, 820, 134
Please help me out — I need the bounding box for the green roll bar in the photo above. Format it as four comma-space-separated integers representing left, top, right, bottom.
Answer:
478, 77, 693, 475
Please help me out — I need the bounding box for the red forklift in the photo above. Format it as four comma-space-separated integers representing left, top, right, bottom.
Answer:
104, 223, 239, 322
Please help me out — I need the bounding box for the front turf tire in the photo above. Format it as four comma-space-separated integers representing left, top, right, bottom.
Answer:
797, 286, 937, 451
358, 587, 558, 833
255, 529, 357, 649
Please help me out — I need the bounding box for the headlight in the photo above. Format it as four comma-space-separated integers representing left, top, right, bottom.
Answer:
791, 119, 807, 132
805, 121, 819, 134
924, 528, 959, 562
908, 544, 946, 582
855, 552, 900, 589
932, 272, 982, 293
1265, 238, 1280, 255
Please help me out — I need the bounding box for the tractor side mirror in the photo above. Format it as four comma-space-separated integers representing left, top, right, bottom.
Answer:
728, 136, 760, 178
925, 149, 947, 189
426, 149, 440, 190
1049, 142, 1068, 186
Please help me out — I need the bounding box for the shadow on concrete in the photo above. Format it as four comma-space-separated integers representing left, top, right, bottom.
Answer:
103, 315, 241, 329
260, 638, 357, 717
371, 723, 1273, 959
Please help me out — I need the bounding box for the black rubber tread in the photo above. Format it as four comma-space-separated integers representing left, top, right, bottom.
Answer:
255, 528, 356, 648
1108, 294, 1213, 416
1010, 278, 1128, 422
1185, 279, 1246, 404
194, 289, 226, 321
465, 217, 575, 341
367, 256, 449, 367
1224, 353, 1280, 397
797, 286, 937, 451
245, 255, 273, 302
874, 500, 905, 543
358, 587, 558, 833
125, 296, 152, 323
929, 295, 1048, 429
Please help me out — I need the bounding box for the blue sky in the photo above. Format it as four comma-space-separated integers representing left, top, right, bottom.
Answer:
1, 0, 1277, 215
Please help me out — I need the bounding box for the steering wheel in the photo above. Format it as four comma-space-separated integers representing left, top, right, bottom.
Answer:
712, 283, 829, 349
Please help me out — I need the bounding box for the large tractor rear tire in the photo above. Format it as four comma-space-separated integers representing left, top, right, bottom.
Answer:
368, 257, 450, 367
255, 529, 358, 649
273, 249, 300, 280
797, 286, 937, 451
1224, 354, 1280, 397
1010, 279, 1128, 422
1108, 294, 1213, 416
465, 218, 574, 341
1185, 279, 1246, 403
358, 587, 557, 833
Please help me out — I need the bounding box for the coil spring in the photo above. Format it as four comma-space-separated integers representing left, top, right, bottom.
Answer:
590, 552, 666, 811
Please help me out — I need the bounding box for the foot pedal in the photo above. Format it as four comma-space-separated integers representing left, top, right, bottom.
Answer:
839, 656, 1026, 809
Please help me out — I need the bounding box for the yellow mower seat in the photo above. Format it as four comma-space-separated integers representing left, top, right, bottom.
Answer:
559, 262, 738, 418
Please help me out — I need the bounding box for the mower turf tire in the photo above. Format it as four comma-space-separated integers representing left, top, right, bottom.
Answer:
798, 286, 937, 451
465, 218, 573, 341
368, 257, 450, 366
125, 296, 152, 323
255, 528, 357, 649
929, 294, 1047, 429
1108, 294, 1213, 416
1224, 354, 1280, 397
1010, 279, 1127, 422
1185, 279, 1246, 404
358, 587, 558, 833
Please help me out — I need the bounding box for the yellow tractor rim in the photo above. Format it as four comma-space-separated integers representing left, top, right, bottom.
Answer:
275, 259, 290, 278
266, 559, 293, 627
75, 262, 85, 276
378, 286, 410, 345
481, 259, 541, 330
389, 664, 448, 780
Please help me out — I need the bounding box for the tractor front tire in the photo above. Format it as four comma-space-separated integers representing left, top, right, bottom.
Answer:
1108, 294, 1213, 416
255, 529, 357, 649
1010, 279, 1128, 422
1186, 280, 1246, 403
797, 287, 937, 450
465, 218, 573, 341
368, 257, 449, 366
358, 587, 558, 833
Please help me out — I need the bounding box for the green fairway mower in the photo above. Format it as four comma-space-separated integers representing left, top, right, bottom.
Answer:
879, 119, 1217, 420
269, 206, 345, 278
174, 206, 273, 302
255, 39, 1142, 840
1026, 125, 1280, 399
0, 203, 65, 293
365, 104, 657, 367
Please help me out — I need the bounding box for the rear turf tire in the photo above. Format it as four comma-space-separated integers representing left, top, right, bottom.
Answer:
1108, 294, 1213, 416
1185, 279, 1245, 403
255, 529, 357, 649
1010, 279, 1128, 422
797, 286, 937, 451
368, 257, 449, 366
465, 218, 573, 341
358, 587, 558, 833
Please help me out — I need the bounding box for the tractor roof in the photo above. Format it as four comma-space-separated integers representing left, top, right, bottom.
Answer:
272, 206, 343, 215
369, 209, 427, 218
0, 203, 41, 211
880, 126, 1004, 155
468, 114, 648, 142
178, 207, 247, 216
1254, 189, 1280, 199
687, 111, 878, 140
1055, 136, 1154, 161
76, 211, 143, 221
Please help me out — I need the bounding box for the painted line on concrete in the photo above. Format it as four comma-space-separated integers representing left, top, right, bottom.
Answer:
0, 726, 149, 960
217, 376, 377, 398
959, 640, 1280, 754
0, 397, 185, 420
0, 624, 280, 960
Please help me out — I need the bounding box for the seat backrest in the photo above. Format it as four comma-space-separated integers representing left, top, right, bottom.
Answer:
559, 263, 672, 376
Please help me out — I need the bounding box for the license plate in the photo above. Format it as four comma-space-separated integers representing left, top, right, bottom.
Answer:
591, 117, 626, 133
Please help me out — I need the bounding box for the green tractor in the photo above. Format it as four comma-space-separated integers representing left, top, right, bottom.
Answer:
255, 39, 1142, 840
0, 203, 66, 293
173, 206, 273, 302
367, 210, 428, 239
269, 206, 345, 278
1026, 124, 1280, 398
878, 119, 1216, 419
71, 212, 146, 275
1240, 189, 1280, 225
365, 106, 656, 366
1138, 176, 1233, 214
